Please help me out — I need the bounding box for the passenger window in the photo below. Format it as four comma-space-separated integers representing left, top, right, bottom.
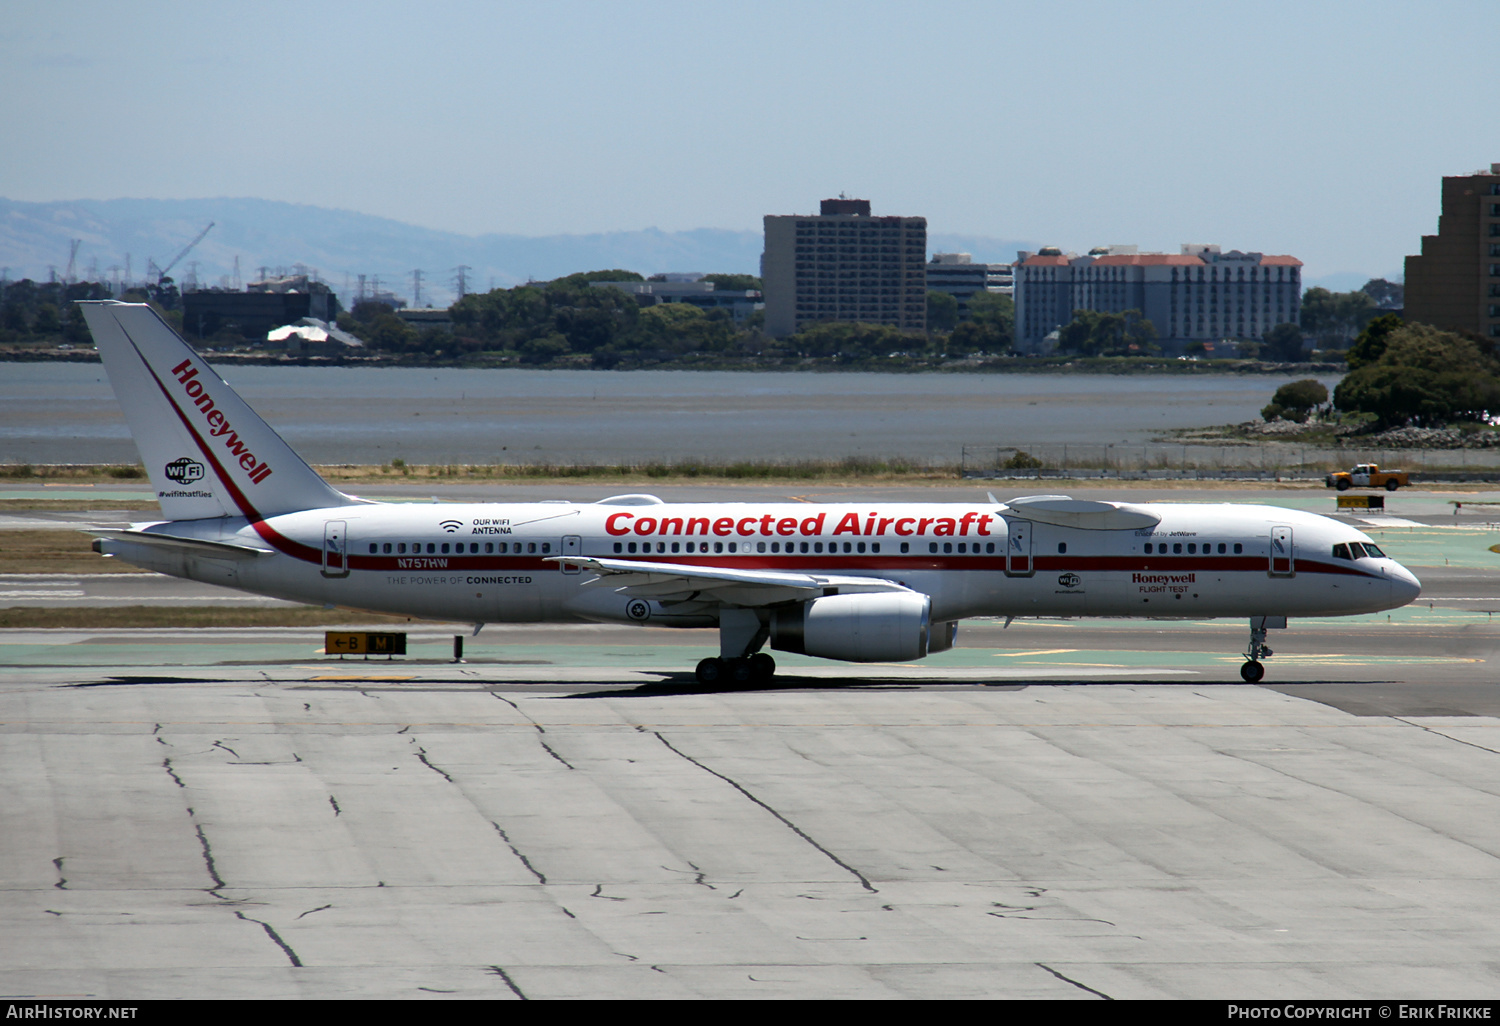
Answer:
1058, 542, 1066, 554
427, 543, 436, 554
613, 542, 622, 553
1173, 543, 1182, 554
871, 542, 879, 553
672, 542, 680, 553
943, 542, 953, 554
1233, 543, 1242, 554
857, 542, 866, 553
369, 544, 377, 554
1188, 543, 1196, 554
900, 542, 910, 554
441, 543, 450, 554
1144, 543, 1153, 554
986, 542, 995, 554
1217, 543, 1226, 554
929, 542, 938, 553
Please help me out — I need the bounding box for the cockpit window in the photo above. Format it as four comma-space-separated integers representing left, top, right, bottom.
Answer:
1361, 542, 1385, 558
1332, 543, 1352, 560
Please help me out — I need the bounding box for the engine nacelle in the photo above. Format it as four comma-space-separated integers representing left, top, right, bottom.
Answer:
770, 591, 936, 663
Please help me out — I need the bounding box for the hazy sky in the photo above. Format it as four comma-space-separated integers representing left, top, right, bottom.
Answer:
2, 0, 1491, 281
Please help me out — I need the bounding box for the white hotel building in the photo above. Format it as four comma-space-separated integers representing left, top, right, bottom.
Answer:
1014, 245, 1303, 352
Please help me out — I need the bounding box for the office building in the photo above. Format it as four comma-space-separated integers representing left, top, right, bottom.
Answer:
926, 253, 1013, 320
762, 198, 927, 337
1404, 163, 1500, 339
181, 275, 339, 340
1014, 245, 1302, 352
589, 279, 763, 324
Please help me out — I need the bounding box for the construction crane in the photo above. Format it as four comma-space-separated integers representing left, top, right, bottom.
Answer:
156, 222, 214, 285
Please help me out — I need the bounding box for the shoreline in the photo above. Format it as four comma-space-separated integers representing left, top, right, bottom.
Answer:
0, 347, 1342, 375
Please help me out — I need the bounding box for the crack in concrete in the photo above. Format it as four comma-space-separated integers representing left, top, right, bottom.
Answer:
161, 757, 185, 789
492, 822, 546, 884
590, 884, 626, 901
194, 822, 225, 891
164, 758, 226, 891
212, 740, 240, 759
52, 857, 65, 890
1395, 717, 1500, 756
412, 744, 454, 783
484, 965, 526, 1000
492, 694, 574, 769
296, 904, 332, 920
329, 795, 340, 816
1036, 962, 1111, 1000
650, 730, 878, 894
234, 910, 302, 967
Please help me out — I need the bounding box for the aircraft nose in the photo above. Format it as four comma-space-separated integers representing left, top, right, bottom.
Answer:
1388, 563, 1422, 607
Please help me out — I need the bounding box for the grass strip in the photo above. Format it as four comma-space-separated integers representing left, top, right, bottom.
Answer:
0, 606, 437, 630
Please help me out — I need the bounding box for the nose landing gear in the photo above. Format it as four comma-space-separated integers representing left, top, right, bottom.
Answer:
1241, 615, 1286, 682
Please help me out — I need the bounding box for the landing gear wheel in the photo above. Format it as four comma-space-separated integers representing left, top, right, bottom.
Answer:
1240, 660, 1265, 683
695, 657, 725, 685
729, 658, 755, 685
749, 653, 776, 682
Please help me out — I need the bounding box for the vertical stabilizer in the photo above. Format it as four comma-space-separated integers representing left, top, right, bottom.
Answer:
79, 301, 352, 521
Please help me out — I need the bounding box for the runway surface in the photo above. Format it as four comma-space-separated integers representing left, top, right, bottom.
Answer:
4, 485, 1500, 998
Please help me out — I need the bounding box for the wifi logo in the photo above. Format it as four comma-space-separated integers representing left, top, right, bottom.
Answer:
439, 520, 464, 533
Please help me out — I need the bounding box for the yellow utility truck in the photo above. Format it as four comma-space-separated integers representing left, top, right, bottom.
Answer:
1325, 463, 1410, 491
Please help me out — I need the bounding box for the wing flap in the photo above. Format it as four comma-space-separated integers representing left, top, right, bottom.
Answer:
551, 555, 910, 606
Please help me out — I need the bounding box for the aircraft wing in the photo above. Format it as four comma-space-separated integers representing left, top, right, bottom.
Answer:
547, 555, 911, 605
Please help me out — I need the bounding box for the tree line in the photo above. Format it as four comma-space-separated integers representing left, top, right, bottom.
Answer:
335, 271, 1018, 367
1263, 313, 1500, 432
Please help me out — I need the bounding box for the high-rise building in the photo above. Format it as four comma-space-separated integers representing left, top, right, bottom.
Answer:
1404, 163, 1500, 340
761, 199, 927, 337
1013, 245, 1302, 352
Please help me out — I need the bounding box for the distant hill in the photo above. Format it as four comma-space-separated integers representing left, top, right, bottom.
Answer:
0, 197, 1037, 307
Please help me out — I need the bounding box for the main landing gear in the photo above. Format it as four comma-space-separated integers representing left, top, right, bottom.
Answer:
1241, 615, 1286, 683
695, 653, 776, 686
695, 607, 777, 686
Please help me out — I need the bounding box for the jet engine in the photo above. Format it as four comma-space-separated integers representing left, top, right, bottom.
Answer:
770, 591, 950, 662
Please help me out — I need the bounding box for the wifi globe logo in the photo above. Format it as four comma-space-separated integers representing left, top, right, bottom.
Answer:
439, 520, 464, 533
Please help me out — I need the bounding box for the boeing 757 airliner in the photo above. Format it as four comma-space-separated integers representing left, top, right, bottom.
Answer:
79, 301, 1421, 684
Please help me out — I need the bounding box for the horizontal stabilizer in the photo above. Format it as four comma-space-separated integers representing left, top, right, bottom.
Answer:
88, 529, 273, 560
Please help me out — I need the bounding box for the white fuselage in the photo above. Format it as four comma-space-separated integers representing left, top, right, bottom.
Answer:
110, 500, 1421, 629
